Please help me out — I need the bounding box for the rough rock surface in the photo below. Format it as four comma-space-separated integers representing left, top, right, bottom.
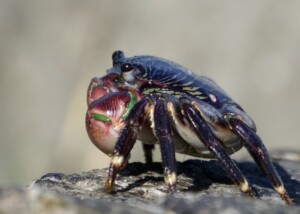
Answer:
1, 157, 300, 214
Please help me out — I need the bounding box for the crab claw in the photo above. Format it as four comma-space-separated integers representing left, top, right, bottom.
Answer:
86, 75, 139, 155
87, 73, 119, 106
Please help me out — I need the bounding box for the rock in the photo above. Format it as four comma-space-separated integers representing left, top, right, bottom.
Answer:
0, 187, 153, 214
1, 158, 300, 214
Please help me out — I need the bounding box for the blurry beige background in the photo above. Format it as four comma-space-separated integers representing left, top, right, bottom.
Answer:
0, 0, 299, 185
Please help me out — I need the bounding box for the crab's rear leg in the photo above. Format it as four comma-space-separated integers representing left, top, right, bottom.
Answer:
142, 144, 155, 163
182, 102, 256, 197
227, 116, 293, 205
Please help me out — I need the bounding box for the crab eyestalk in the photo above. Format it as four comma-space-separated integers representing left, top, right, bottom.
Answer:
86, 74, 139, 156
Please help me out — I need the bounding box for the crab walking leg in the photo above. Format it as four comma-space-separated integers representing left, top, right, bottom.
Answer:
182, 103, 255, 197
228, 117, 293, 205
142, 144, 155, 163
104, 98, 149, 193
153, 98, 177, 193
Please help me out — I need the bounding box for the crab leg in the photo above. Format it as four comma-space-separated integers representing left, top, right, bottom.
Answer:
228, 117, 293, 205
182, 103, 256, 197
153, 98, 177, 193
142, 144, 155, 163
104, 98, 149, 192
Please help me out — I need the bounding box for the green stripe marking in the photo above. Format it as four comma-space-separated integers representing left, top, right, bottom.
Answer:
121, 92, 138, 119
92, 113, 112, 123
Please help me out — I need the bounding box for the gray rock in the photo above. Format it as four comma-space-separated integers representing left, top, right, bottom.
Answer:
1, 158, 300, 214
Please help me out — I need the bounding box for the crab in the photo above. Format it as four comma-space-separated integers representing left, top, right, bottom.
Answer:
86, 51, 292, 204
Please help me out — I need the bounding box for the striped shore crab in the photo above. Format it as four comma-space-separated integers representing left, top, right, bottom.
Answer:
86, 51, 292, 204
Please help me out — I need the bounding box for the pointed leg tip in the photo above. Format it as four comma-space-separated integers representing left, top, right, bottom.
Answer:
274, 185, 293, 205
245, 189, 256, 199
281, 192, 293, 205
239, 180, 256, 198
164, 172, 177, 191
104, 179, 114, 193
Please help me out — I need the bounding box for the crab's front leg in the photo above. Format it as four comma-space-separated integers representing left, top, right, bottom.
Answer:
105, 96, 178, 193
105, 98, 150, 192
153, 98, 177, 193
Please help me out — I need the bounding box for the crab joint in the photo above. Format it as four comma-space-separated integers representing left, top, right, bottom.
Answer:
164, 171, 177, 187
238, 179, 254, 197
239, 180, 250, 192
104, 179, 114, 193
111, 155, 124, 168
274, 185, 285, 195
274, 185, 293, 205
224, 113, 235, 129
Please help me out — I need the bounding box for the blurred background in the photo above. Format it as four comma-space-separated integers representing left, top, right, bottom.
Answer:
0, 0, 299, 185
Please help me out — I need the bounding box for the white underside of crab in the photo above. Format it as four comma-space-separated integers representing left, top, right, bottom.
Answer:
136, 101, 243, 159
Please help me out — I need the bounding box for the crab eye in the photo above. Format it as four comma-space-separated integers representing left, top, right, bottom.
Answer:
121, 63, 133, 72
120, 63, 135, 84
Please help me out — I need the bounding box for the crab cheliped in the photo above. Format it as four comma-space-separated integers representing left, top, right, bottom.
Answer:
86, 51, 292, 204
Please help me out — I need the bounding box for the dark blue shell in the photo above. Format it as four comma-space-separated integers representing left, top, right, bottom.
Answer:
109, 51, 237, 109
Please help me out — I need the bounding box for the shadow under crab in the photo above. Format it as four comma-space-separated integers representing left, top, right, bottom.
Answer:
116, 159, 299, 204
